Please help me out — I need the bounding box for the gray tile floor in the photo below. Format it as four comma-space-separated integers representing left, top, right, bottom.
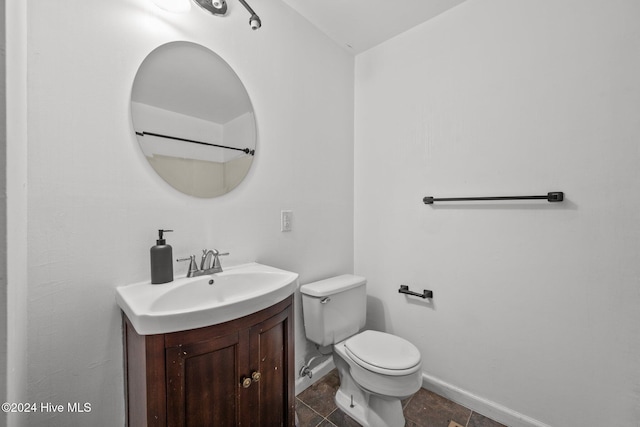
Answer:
296, 370, 507, 427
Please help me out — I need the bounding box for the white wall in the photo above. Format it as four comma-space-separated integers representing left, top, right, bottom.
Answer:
355, 1, 640, 426
5, 1, 29, 426
23, 0, 353, 424
0, 0, 7, 413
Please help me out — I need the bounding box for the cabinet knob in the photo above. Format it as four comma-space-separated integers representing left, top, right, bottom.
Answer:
241, 377, 252, 388
251, 371, 261, 383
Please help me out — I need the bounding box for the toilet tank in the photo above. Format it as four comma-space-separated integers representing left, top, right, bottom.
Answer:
300, 275, 367, 346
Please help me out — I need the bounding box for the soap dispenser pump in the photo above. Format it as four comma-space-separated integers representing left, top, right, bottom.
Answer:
150, 229, 173, 284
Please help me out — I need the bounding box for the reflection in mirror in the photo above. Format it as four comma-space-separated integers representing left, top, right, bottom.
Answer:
131, 41, 256, 198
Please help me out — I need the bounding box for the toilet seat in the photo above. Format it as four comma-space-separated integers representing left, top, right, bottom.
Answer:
345, 330, 421, 376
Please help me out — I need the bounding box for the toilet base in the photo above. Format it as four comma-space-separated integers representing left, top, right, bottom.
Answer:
335, 388, 368, 426
334, 350, 407, 427
335, 387, 406, 427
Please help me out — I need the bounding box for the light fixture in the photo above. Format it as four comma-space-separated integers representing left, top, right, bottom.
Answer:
193, 0, 227, 16
237, 0, 261, 30
193, 0, 261, 30
151, 0, 191, 13
151, 0, 262, 30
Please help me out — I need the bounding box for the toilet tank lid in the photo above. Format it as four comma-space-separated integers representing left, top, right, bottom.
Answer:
300, 274, 366, 297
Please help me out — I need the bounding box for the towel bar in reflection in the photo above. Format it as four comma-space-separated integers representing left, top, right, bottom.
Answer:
136, 131, 255, 155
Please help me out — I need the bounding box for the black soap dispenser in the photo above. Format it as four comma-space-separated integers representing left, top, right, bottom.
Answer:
150, 229, 173, 284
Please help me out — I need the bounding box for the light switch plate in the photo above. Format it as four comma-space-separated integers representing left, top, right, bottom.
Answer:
281, 210, 292, 232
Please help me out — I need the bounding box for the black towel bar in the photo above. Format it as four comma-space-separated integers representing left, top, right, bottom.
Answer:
399, 285, 433, 299
423, 191, 563, 204
136, 131, 255, 155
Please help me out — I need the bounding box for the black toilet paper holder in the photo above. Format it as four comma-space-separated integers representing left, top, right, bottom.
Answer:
399, 285, 433, 299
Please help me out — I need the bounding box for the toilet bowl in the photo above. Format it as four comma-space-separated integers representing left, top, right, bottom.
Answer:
300, 275, 423, 427
332, 330, 422, 427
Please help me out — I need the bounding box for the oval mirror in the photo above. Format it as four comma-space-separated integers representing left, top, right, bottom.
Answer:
131, 41, 256, 198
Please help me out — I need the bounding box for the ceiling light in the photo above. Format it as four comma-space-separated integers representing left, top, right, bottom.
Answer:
238, 0, 261, 30
193, 0, 227, 16
193, 0, 261, 30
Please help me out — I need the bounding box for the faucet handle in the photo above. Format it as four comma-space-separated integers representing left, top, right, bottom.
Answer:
212, 250, 230, 270
177, 255, 199, 277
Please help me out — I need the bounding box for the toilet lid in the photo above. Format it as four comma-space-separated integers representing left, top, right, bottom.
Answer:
345, 330, 421, 373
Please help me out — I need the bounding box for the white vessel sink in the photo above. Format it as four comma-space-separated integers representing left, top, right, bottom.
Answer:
116, 262, 298, 335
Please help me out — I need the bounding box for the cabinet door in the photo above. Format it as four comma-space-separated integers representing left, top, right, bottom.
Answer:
248, 303, 294, 427
166, 331, 250, 427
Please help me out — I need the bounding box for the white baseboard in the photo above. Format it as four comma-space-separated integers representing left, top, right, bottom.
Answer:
295, 357, 336, 396
294, 360, 550, 427
421, 373, 552, 427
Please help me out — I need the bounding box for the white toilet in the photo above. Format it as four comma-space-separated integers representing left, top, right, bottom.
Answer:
300, 275, 423, 427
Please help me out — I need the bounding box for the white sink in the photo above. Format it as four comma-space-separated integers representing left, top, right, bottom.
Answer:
116, 262, 299, 335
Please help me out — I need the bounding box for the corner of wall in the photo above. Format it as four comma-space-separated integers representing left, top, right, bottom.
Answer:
1, 0, 8, 416
5, 1, 29, 425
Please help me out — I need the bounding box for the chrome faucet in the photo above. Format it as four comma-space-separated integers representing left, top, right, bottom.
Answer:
178, 249, 229, 277
201, 249, 216, 271
202, 249, 229, 274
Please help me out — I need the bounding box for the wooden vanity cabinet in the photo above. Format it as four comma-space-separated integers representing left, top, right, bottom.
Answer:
123, 295, 295, 427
